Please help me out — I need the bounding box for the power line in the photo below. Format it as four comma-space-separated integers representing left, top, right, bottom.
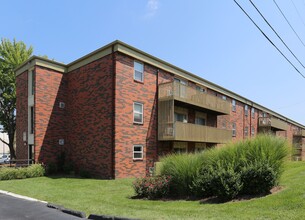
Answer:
249, 0, 305, 69
273, 0, 305, 49
233, 0, 305, 78
290, 0, 305, 28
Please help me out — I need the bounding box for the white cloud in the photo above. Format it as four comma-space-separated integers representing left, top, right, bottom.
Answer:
146, 0, 159, 18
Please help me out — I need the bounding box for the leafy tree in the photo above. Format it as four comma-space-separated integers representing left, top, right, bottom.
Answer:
0, 38, 33, 159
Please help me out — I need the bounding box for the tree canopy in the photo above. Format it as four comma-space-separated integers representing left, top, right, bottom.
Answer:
0, 38, 33, 158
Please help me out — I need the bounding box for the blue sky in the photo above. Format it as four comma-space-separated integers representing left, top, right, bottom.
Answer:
2, 0, 305, 125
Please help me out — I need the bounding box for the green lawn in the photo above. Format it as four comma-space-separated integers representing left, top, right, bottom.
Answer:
0, 162, 305, 219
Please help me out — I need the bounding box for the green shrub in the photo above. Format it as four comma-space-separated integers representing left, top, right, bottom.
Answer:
193, 163, 243, 200
159, 153, 203, 197
0, 164, 45, 180
240, 161, 277, 195
193, 134, 288, 199
133, 176, 171, 199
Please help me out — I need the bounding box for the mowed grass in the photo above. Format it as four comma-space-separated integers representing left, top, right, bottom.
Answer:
0, 162, 305, 219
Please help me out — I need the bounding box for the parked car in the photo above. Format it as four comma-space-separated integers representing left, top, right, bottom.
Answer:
0, 154, 10, 164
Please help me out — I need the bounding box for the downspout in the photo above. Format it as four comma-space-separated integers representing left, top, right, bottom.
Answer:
111, 45, 116, 179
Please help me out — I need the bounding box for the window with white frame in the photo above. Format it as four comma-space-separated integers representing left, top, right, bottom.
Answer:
232, 122, 236, 137
245, 105, 248, 116
133, 102, 143, 124
134, 61, 144, 82
251, 108, 255, 118
251, 126, 255, 136
222, 95, 227, 100
232, 99, 236, 112
133, 145, 143, 159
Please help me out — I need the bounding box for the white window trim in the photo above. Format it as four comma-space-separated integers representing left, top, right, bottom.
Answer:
245, 105, 248, 116
134, 60, 144, 82
133, 102, 144, 124
232, 123, 236, 137
232, 99, 236, 112
133, 145, 143, 160
251, 108, 255, 118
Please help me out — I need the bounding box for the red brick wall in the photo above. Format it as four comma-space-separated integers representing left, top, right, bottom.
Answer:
66, 55, 114, 178
114, 53, 174, 178
16, 71, 28, 159
115, 53, 155, 178
35, 66, 67, 164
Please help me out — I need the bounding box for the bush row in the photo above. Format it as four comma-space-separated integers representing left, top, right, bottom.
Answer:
0, 164, 45, 180
133, 134, 289, 200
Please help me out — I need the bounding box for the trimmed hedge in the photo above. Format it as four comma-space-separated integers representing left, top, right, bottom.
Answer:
0, 164, 45, 180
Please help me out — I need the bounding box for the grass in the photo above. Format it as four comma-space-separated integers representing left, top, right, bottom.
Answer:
0, 162, 305, 219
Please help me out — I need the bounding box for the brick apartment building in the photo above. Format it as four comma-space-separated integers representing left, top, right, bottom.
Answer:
15, 40, 305, 179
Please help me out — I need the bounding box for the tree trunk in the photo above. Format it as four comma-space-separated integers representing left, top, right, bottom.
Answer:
8, 131, 16, 159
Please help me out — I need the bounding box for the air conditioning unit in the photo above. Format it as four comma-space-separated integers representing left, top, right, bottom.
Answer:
59, 102, 65, 109
59, 139, 65, 145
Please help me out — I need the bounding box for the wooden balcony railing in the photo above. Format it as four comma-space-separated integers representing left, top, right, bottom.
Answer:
158, 121, 232, 144
159, 82, 230, 115
258, 117, 288, 131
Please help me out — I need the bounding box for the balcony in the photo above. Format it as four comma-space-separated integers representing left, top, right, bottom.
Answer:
258, 117, 288, 131
159, 81, 230, 115
158, 121, 232, 144
293, 129, 305, 137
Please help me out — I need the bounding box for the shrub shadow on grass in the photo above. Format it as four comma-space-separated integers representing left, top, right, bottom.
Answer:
199, 186, 284, 204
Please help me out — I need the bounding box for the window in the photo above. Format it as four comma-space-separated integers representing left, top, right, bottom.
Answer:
30, 106, 34, 134
175, 112, 187, 123
251, 126, 255, 136
244, 126, 248, 137
251, 108, 255, 118
222, 95, 227, 100
133, 102, 143, 124
31, 71, 35, 95
232, 99, 236, 112
195, 117, 205, 125
196, 85, 205, 93
173, 142, 187, 153
245, 105, 248, 116
133, 145, 143, 159
134, 61, 144, 82
232, 122, 236, 137
195, 143, 206, 152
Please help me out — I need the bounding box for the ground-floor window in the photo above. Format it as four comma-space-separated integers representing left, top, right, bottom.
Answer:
195, 143, 206, 152
28, 144, 34, 164
133, 145, 143, 160
173, 142, 187, 153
